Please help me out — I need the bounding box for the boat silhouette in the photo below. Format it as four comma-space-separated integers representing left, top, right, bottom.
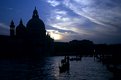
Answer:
59, 56, 70, 73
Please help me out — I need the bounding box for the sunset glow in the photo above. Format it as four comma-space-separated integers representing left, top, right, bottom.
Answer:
47, 30, 63, 40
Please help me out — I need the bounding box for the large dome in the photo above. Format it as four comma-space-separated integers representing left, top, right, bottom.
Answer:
26, 8, 46, 38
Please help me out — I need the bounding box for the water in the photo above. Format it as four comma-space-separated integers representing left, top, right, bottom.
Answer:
0, 57, 113, 80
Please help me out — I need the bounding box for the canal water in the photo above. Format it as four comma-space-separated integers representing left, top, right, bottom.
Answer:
0, 56, 113, 80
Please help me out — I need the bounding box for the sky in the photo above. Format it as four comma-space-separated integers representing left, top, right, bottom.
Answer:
0, 0, 121, 44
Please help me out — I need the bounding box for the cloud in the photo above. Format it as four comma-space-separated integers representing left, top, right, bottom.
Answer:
47, 0, 60, 7
47, 9, 89, 34
47, 29, 81, 42
0, 23, 9, 35
47, 8, 120, 37
45, 0, 121, 43
8, 8, 13, 10
0, 23, 9, 29
63, 0, 121, 27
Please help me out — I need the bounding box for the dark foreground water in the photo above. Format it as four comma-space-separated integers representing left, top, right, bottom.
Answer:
0, 57, 113, 80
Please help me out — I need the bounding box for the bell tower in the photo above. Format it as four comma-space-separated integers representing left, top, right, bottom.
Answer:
10, 20, 15, 37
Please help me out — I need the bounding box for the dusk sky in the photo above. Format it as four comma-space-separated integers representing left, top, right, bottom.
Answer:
0, 0, 121, 44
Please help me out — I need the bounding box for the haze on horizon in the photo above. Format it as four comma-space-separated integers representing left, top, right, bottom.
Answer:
0, 0, 121, 44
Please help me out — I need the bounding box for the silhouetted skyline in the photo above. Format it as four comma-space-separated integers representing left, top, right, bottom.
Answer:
0, 0, 121, 44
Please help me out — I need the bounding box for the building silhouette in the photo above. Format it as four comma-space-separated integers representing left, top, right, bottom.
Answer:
16, 19, 26, 38
10, 7, 53, 42
8, 7, 53, 57
10, 20, 15, 37
26, 7, 46, 39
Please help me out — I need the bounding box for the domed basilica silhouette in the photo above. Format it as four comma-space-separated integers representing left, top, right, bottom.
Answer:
10, 7, 53, 43
9, 7, 53, 56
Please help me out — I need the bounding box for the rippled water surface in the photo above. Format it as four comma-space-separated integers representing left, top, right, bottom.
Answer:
0, 57, 113, 80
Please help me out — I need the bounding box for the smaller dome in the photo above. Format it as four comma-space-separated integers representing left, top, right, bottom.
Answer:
16, 19, 26, 38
